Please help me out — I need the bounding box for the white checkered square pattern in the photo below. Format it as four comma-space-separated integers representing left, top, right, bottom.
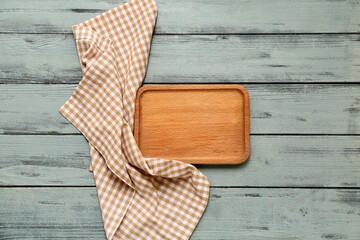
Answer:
59, 0, 210, 239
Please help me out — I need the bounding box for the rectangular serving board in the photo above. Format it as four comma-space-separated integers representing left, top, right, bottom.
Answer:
134, 85, 250, 164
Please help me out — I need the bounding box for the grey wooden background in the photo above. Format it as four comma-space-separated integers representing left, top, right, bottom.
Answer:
1, 0, 360, 239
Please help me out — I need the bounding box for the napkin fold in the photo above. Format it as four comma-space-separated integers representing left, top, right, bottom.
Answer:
59, 0, 210, 239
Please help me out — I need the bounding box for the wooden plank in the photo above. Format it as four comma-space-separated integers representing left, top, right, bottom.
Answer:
1, 188, 359, 239
1, 135, 359, 187
1, 84, 360, 135
1, 0, 359, 34
1, 34, 359, 84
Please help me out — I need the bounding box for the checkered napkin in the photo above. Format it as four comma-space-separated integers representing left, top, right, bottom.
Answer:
59, 0, 210, 239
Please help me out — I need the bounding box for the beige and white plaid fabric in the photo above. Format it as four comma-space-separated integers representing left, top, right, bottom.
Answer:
59, 0, 210, 239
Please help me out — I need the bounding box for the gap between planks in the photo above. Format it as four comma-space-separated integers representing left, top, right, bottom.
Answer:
1, 186, 360, 189
0, 32, 359, 35
2, 82, 360, 85
1, 133, 360, 136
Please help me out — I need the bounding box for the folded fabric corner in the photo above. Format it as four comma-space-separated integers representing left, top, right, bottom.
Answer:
59, 0, 210, 239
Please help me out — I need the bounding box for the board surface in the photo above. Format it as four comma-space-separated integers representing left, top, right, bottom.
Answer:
134, 85, 250, 164
1, 0, 360, 239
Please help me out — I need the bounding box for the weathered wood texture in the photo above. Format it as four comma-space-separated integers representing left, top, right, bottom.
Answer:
1, 34, 359, 84
1, 188, 359, 239
1, 135, 359, 187
1, 0, 359, 34
1, 0, 359, 238
1, 84, 359, 135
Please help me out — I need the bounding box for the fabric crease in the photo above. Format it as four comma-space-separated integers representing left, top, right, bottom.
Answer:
59, 0, 210, 239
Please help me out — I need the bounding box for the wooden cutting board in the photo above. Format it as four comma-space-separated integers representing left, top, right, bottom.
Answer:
134, 85, 250, 164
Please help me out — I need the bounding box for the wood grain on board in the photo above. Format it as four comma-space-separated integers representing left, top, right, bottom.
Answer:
1, 135, 359, 187
1, 0, 359, 34
1, 84, 359, 135
134, 85, 250, 164
0, 34, 359, 84
1, 188, 359, 239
